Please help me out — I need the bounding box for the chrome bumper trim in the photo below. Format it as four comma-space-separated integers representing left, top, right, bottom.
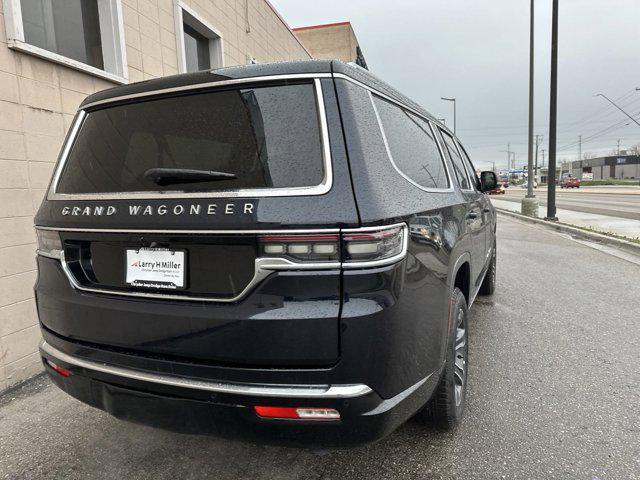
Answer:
40, 341, 373, 399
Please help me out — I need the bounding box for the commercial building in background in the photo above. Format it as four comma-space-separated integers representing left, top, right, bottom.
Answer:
569, 155, 640, 180
0, 0, 360, 392
293, 21, 368, 69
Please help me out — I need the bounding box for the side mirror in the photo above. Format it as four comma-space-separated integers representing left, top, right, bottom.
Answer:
479, 171, 498, 192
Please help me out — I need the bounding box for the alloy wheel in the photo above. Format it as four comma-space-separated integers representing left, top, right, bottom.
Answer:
453, 308, 467, 407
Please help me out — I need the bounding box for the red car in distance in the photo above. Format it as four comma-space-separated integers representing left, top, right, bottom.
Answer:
559, 176, 581, 188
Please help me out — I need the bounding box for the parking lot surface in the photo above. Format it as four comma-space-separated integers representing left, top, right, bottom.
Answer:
1, 215, 639, 480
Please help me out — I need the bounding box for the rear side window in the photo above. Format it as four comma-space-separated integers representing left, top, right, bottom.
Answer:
373, 96, 449, 190
439, 129, 470, 190
55, 83, 325, 194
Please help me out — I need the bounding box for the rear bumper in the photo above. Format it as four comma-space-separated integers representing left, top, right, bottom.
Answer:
40, 340, 439, 447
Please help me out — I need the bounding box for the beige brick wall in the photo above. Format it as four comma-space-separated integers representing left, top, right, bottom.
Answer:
293, 22, 359, 63
0, 0, 310, 392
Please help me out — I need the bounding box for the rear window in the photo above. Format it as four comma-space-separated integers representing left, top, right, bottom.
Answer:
55, 83, 325, 194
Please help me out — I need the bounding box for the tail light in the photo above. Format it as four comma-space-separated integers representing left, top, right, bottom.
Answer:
259, 233, 340, 262
254, 406, 340, 421
259, 224, 406, 267
342, 225, 405, 265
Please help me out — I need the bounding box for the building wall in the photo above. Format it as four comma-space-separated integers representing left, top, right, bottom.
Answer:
570, 156, 639, 180
0, 0, 310, 392
293, 22, 358, 63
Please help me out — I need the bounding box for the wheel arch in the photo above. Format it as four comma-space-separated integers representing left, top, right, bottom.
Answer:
449, 253, 472, 305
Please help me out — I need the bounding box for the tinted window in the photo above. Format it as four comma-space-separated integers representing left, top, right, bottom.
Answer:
440, 130, 470, 190
373, 96, 449, 189
57, 83, 325, 194
457, 142, 480, 189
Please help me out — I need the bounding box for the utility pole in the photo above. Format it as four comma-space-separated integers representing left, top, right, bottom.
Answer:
578, 134, 582, 161
500, 143, 512, 171
534, 135, 543, 181
525, 0, 536, 205
617, 139, 621, 154
546, 0, 559, 221
541, 148, 546, 167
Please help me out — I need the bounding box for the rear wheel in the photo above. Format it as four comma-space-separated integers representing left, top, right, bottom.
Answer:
416, 287, 469, 429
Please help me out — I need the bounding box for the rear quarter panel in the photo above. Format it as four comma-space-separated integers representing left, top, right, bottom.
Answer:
334, 79, 473, 396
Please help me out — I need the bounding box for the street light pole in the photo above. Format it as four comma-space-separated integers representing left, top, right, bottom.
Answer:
441, 97, 456, 134
526, 0, 535, 199
546, 0, 559, 221
521, 0, 539, 217
594, 93, 640, 128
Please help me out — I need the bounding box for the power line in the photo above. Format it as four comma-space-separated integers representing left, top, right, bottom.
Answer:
557, 112, 640, 151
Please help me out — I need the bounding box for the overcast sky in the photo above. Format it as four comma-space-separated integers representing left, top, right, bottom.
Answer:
272, 0, 640, 169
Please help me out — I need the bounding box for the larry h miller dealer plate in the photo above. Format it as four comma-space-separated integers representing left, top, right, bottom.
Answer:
126, 248, 186, 290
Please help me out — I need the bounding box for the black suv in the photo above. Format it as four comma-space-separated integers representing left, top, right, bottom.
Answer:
35, 60, 498, 447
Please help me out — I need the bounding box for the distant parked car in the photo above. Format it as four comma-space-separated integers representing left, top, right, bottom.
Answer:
559, 176, 580, 188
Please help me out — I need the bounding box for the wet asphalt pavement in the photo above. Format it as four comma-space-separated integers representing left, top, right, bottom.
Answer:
1, 215, 639, 480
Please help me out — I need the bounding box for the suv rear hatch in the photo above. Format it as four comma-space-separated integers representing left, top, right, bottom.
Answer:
35, 77, 359, 367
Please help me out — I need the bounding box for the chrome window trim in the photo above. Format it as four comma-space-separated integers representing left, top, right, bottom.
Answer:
47, 77, 333, 201
438, 127, 474, 193
334, 73, 454, 134
37, 223, 408, 302
48, 110, 86, 198
455, 139, 482, 192
368, 91, 454, 194
40, 341, 372, 398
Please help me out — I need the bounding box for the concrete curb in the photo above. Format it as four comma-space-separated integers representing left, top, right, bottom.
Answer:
495, 208, 640, 256
506, 188, 640, 196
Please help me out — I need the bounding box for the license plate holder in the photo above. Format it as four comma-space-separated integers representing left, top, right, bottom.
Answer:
125, 248, 186, 290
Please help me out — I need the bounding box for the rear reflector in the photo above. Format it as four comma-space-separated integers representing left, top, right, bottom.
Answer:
254, 406, 340, 421
44, 358, 70, 378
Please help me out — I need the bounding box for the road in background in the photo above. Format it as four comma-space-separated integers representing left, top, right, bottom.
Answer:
1, 216, 639, 480
491, 196, 640, 239
498, 187, 640, 221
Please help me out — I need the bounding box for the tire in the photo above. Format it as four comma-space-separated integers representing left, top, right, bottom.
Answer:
478, 243, 496, 296
416, 287, 469, 430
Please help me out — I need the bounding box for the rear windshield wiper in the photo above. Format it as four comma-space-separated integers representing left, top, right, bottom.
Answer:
144, 168, 237, 186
